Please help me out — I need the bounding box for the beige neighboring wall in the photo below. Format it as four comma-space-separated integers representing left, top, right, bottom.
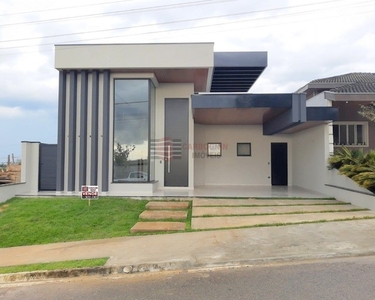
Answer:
0, 142, 40, 202
21, 142, 40, 194
55, 43, 214, 70
292, 124, 330, 193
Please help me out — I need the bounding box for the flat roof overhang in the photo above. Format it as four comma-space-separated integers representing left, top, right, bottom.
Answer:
192, 94, 338, 135
55, 43, 215, 93
210, 52, 267, 92
55, 44, 268, 93
280, 107, 339, 134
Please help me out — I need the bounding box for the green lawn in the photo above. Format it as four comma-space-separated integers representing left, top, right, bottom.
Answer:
0, 258, 108, 274
0, 197, 147, 248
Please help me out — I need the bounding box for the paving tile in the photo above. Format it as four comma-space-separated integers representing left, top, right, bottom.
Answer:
193, 198, 341, 207
130, 222, 186, 233
146, 201, 189, 210
191, 211, 375, 230
192, 204, 363, 217
140, 210, 187, 220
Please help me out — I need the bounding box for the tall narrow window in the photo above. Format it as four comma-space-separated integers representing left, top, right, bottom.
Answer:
113, 79, 153, 182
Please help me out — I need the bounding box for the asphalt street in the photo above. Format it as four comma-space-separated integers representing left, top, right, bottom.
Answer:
1, 256, 375, 300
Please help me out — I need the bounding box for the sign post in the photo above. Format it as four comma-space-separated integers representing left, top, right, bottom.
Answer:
81, 186, 99, 206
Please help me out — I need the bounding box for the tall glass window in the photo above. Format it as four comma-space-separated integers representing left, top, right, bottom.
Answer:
113, 79, 153, 182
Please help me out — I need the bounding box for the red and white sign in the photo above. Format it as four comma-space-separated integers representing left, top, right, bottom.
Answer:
81, 185, 99, 199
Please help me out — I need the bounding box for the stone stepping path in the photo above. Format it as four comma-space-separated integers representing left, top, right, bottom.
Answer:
192, 204, 363, 217
191, 210, 375, 230
130, 201, 189, 233
193, 198, 341, 207
140, 210, 187, 220
146, 201, 190, 210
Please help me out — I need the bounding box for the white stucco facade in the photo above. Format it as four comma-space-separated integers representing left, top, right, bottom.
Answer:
194, 125, 293, 186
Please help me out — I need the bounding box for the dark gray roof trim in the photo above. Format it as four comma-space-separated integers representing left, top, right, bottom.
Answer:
211, 52, 267, 93
306, 107, 338, 121
192, 93, 291, 109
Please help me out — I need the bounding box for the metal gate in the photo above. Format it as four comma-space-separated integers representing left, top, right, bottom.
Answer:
39, 143, 57, 191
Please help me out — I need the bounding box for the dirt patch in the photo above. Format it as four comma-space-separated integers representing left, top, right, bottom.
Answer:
0, 204, 9, 213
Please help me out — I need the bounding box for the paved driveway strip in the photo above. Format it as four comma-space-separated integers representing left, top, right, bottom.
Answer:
193, 199, 341, 206
192, 204, 364, 217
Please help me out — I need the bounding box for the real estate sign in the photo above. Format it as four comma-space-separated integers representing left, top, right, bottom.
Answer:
81, 185, 99, 200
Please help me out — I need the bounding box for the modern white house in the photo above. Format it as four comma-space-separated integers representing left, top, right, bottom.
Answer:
23, 42, 334, 197
4, 43, 375, 209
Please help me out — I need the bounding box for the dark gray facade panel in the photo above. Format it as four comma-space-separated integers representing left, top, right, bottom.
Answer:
56, 71, 66, 191
79, 71, 88, 188
263, 108, 295, 135
211, 52, 268, 92
39, 143, 57, 191
214, 52, 267, 67
306, 107, 339, 121
292, 94, 307, 122
67, 71, 77, 191
101, 70, 110, 192
192, 94, 293, 109
90, 71, 99, 185
263, 94, 306, 135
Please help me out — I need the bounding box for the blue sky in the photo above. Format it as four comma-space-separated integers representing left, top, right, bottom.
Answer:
1, 0, 375, 163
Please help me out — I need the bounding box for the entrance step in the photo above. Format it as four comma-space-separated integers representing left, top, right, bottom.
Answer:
140, 210, 188, 220
130, 222, 186, 233
193, 198, 341, 207
146, 201, 190, 210
192, 204, 364, 217
191, 210, 375, 230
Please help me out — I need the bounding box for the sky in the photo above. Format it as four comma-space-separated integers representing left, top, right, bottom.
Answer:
1, 0, 375, 163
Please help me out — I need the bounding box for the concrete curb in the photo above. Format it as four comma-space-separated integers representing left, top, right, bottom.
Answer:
0, 266, 117, 283
2, 251, 375, 284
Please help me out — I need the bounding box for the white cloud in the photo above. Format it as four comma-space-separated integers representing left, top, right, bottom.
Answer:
0, 106, 24, 118
1, 0, 375, 160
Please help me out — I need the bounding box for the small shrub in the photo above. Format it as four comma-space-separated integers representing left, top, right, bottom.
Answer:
328, 147, 375, 194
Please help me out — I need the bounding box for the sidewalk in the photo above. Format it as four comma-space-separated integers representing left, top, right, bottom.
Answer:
2, 218, 375, 278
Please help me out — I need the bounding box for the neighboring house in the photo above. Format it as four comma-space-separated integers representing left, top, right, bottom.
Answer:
20, 43, 338, 196
297, 73, 375, 152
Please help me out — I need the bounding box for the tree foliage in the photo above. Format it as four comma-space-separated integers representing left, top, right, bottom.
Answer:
358, 102, 375, 122
113, 143, 135, 167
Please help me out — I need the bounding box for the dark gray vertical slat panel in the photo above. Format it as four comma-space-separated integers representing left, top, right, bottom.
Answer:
56, 71, 66, 191
67, 70, 77, 191
90, 71, 99, 185
79, 71, 88, 188
101, 70, 110, 191
39, 144, 57, 191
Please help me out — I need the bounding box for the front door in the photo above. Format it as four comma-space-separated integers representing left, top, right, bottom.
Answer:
271, 143, 288, 186
164, 99, 189, 187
